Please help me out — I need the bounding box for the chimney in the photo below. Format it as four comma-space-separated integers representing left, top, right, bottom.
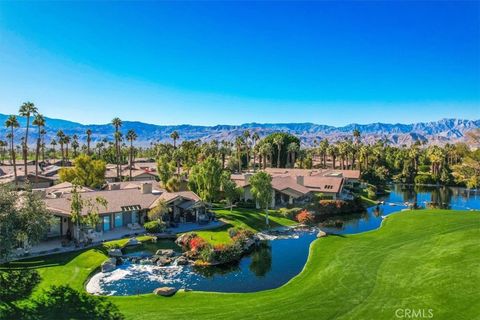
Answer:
141, 182, 152, 194
296, 175, 304, 186
32, 188, 46, 199
244, 173, 252, 184
109, 183, 120, 191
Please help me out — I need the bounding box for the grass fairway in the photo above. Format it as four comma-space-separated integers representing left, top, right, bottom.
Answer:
196, 208, 296, 244
3, 210, 479, 320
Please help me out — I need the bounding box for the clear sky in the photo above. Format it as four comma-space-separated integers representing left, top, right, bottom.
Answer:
0, 1, 478, 126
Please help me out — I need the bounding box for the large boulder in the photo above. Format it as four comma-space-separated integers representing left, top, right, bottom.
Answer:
156, 257, 172, 266
155, 249, 175, 257
175, 256, 189, 266
108, 248, 122, 257
153, 287, 177, 296
125, 237, 140, 247
101, 258, 117, 272
175, 233, 191, 246
317, 230, 328, 238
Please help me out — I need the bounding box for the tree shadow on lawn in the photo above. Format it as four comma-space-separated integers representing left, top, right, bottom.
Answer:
0, 246, 107, 270
218, 211, 287, 231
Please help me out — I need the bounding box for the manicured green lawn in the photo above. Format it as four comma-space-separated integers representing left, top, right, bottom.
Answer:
196, 208, 296, 244
3, 210, 479, 320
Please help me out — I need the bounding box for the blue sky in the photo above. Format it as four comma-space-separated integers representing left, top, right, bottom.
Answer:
0, 1, 478, 126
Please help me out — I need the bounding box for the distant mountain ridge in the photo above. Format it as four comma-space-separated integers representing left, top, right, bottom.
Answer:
0, 113, 478, 147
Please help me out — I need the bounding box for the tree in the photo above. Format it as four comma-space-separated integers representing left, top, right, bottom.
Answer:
0, 184, 53, 261
170, 130, 179, 148
59, 154, 106, 188
126, 129, 138, 180
249, 171, 273, 226
221, 172, 242, 211
50, 138, 57, 162
273, 135, 283, 168
83, 196, 108, 230
252, 132, 260, 171
452, 151, 480, 189
243, 130, 251, 169
56, 130, 65, 165
235, 136, 244, 173
32, 113, 45, 182
86, 129, 92, 155
0, 269, 41, 319
71, 134, 79, 158
30, 285, 124, 320
157, 154, 176, 187
148, 199, 169, 221
259, 141, 272, 169
166, 176, 180, 192
111, 117, 122, 179
5, 115, 19, 184
287, 142, 299, 168
188, 156, 223, 203
19, 101, 38, 179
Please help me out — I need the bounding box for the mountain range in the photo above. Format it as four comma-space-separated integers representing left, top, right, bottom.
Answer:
0, 113, 478, 147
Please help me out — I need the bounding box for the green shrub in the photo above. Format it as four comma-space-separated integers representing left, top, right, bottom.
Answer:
414, 174, 435, 185
277, 207, 302, 219
316, 199, 364, 216
143, 220, 166, 233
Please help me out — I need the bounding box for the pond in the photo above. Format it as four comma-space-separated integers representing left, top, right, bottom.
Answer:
86, 185, 479, 296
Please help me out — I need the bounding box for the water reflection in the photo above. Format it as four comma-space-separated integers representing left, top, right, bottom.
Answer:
249, 242, 272, 277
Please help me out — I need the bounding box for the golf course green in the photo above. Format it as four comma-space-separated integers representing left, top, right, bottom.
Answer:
5, 210, 480, 320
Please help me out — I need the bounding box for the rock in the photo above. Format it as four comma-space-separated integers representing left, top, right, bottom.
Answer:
156, 257, 172, 266
125, 237, 140, 247
175, 256, 189, 265
101, 258, 117, 272
108, 248, 122, 257
153, 287, 177, 296
155, 249, 175, 257
175, 233, 190, 246
317, 230, 327, 238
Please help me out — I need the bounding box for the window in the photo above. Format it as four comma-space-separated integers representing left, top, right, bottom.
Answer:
132, 211, 139, 224
114, 213, 123, 228
103, 215, 111, 231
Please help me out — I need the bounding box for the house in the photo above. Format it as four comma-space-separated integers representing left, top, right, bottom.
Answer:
40, 182, 205, 240
0, 173, 55, 189
233, 168, 358, 208
121, 168, 157, 181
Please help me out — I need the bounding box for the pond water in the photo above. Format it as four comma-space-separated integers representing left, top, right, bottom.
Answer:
87, 185, 479, 296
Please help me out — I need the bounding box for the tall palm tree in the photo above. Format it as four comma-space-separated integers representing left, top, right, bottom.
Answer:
40, 128, 46, 162
5, 115, 19, 184
64, 135, 71, 163
219, 140, 230, 169
327, 144, 338, 169
126, 129, 137, 180
19, 101, 38, 178
235, 136, 244, 173
287, 142, 299, 168
243, 130, 251, 170
86, 129, 92, 155
318, 139, 329, 168
259, 141, 272, 169
56, 130, 65, 166
71, 134, 79, 158
32, 113, 45, 181
353, 128, 361, 145
0, 140, 6, 164
111, 118, 122, 179
170, 131, 179, 148
273, 135, 284, 168
252, 132, 260, 171
50, 138, 57, 162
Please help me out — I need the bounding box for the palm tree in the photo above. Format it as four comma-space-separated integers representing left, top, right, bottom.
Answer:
0, 140, 6, 164
63, 135, 71, 163
5, 115, 19, 184
287, 142, 299, 168
71, 135, 79, 158
318, 139, 329, 168
32, 113, 45, 181
327, 144, 338, 169
353, 128, 361, 145
19, 101, 38, 178
273, 135, 284, 168
235, 136, 244, 173
50, 139, 57, 162
243, 130, 251, 170
170, 131, 179, 148
40, 128, 46, 162
252, 132, 260, 171
126, 129, 137, 180
219, 140, 230, 169
56, 130, 65, 165
111, 118, 122, 179
86, 129, 92, 155
259, 141, 272, 169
